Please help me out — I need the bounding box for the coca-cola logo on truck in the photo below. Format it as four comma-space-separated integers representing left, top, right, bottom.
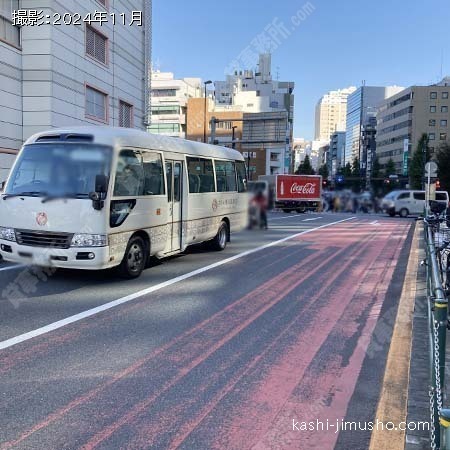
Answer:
276, 175, 321, 200
290, 182, 316, 195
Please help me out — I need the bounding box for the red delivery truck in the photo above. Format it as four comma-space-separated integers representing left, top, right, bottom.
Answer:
259, 174, 322, 213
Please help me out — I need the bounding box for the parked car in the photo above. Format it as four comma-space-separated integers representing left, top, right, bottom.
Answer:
381, 190, 449, 217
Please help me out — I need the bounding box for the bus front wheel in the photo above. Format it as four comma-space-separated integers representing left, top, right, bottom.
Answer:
210, 221, 228, 251
117, 236, 146, 279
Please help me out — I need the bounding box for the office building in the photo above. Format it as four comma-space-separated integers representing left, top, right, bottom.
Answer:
0, 0, 151, 183
187, 53, 294, 178
329, 131, 346, 176
376, 78, 450, 174
315, 87, 356, 141
344, 85, 404, 168
149, 71, 202, 138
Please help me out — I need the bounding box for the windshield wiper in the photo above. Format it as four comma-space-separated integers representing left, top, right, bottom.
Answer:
2, 191, 45, 200
41, 193, 89, 203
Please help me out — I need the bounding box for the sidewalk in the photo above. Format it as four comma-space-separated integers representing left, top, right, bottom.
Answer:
405, 225, 442, 449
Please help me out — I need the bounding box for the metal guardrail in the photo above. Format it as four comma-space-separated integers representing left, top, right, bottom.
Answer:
424, 219, 450, 449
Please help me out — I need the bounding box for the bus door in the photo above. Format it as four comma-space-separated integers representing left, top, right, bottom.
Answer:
165, 160, 183, 251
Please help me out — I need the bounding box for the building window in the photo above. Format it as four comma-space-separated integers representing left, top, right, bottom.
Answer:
429, 119, 436, 126
0, 0, 20, 47
119, 100, 133, 128
429, 133, 436, 140
86, 85, 108, 122
440, 133, 447, 141
440, 119, 447, 127
86, 25, 107, 65
151, 105, 179, 115
442, 106, 449, 113
151, 89, 177, 97
443, 92, 449, 99
430, 106, 437, 113
148, 123, 180, 134
430, 92, 438, 99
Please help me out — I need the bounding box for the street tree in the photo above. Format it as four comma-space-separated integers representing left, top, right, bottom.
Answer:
436, 143, 450, 193
409, 133, 430, 189
351, 157, 361, 192
384, 158, 396, 176
318, 164, 329, 179
371, 156, 383, 195
295, 154, 315, 175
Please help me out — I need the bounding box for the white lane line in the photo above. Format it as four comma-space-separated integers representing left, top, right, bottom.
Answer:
302, 217, 323, 222
270, 215, 323, 221
370, 220, 380, 225
0, 217, 356, 351
0, 264, 23, 273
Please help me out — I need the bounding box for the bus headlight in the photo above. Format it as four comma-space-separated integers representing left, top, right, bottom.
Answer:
0, 227, 16, 242
71, 234, 107, 247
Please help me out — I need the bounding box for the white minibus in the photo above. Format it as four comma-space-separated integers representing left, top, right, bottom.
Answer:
0, 127, 248, 278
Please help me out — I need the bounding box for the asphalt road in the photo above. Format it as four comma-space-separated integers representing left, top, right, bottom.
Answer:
0, 212, 413, 450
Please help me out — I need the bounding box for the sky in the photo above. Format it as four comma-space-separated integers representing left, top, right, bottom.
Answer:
152, 0, 450, 140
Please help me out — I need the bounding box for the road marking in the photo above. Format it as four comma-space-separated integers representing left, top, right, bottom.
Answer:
370, 220, 380, 225
0, 264, 23, 273
369, 222, 418, 450
303, 217, 323, 222
270, 215, 323, 221
0, 217, 356, 351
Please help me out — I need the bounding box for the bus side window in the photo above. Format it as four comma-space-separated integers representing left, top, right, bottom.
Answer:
142, 151, 164, 196
235, 161, 247, 192
215, 160, 237, 192
113, 149, 144, 197
187, 157, 215, 193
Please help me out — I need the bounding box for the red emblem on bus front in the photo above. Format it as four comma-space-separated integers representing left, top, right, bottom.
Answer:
36, 212, 48, 226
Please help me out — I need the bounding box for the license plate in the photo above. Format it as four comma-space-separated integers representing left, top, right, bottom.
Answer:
33, 254, 50, 266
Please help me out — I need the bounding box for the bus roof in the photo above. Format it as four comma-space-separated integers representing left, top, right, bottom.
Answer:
24, 126, 244, 161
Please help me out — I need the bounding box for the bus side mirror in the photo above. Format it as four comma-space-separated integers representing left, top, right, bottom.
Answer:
89, 174, 108, 210
0, 181, 5, 192
95, 174, 108, 193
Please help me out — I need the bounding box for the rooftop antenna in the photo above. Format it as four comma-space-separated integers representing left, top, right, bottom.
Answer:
440, 48, 444, 81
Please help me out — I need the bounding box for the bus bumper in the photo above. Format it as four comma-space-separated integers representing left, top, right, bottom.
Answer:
0, 240, 116, 270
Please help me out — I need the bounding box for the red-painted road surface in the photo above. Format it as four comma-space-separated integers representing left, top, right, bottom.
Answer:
0, 215, 412, 450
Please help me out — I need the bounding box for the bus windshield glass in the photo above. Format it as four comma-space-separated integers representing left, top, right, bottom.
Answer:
4, 143, 112, 198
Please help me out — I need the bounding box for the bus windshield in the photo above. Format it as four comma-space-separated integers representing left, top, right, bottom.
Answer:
4, 143, 112, 198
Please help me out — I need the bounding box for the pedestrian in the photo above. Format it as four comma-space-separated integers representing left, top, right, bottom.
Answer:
254, 190, 268, 229
333, 195, 341, 213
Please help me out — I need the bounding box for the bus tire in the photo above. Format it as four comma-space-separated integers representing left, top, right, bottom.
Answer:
117, 236, 146, 279
210, 221, 228, 251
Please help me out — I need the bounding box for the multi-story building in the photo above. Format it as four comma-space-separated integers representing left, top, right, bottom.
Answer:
376, 78, 450, 174
0, 0, 151, 183
149, 71, 202, 138
293, 138, 312, 172
314, 87, 356, 141
344, 85, 404, 168
186, 97, 244, 149
208, 53, 294, 177
329, 131, 346, 176
362, 116, 377, 184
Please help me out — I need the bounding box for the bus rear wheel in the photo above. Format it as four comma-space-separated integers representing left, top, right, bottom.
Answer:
117, 236, 146, 279
210, 221, 228, 251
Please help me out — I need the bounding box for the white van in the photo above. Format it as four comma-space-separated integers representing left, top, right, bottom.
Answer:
381, 190, 449, 217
